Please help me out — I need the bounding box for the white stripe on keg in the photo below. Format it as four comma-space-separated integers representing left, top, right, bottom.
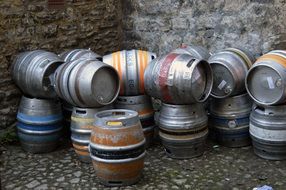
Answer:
266, 77, 275, 89
249, 123, 286, 141
218, 80, 227, 90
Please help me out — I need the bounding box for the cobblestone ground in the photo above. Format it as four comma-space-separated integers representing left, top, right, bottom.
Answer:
1, 140, 286, 190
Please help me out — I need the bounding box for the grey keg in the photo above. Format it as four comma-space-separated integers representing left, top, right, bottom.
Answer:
209, 93, 252, 147
209, 48, 255, 98
12, 50, 64, 98
158, 103, 208, 159
144, 53, 213, 104
171, 44, 211, 60
250, 104, 286, 160
59, 49, 102, 62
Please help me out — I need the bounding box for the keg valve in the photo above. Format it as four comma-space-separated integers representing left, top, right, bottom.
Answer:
224, 86, 232, 94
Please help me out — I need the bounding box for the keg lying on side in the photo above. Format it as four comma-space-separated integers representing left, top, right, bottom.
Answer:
89, 109, 145, 186
246, 50, 286, 105
159, 103, 208, 159
171, 44, 211, 60
114, 95, 155, 148
209, 93, 252, 147
54, 59, 120, 107
16, 96, 63, 153
144, 53, 213, 104
59, 49, 102, 62
12, 50, 64, 98
71, 105, 112, 163
209, 48, 255, 98
103, 50, 156, 96
250, 104, 286, 160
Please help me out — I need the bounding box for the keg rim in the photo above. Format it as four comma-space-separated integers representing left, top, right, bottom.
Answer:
94, 109, 139, 125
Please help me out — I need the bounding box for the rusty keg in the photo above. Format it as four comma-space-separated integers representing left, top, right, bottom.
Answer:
89, 109, 145, 186
54, 59, 120, 107
16, 96, 63, 153
12, 50, 64, 98
70, 105, 112, 163
159, 103, 208, 159
250, 104, 286, 160
171, 44, 211, 60
144, 53, 213, 104
209, 48, 255, 98
103, 50, 156, 96
114, 95, 155, 148
246, 50, 286, 105
59, 49, 102, 62
209, 93, 252, 147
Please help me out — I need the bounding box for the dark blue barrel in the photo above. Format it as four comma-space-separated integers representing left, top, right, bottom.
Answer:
16, 96, 63, 153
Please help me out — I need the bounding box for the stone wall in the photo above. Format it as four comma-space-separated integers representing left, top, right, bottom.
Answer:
122, 0, 286, 57
0, 0, 122, 132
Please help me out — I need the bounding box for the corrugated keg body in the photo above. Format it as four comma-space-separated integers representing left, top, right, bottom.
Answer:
209, 93, 252, 147
246, 50, 286, 105
12, 50, 64, 98
59, 49, 102, 62
159, 103, 208, 159
209, 48, 255, 98
89, 109, 145, 186
114, 95, 155, 148
54, 59, 120, 108
16, 96, 63, 153
70, 105, 113, 163
171, 44, 211, 60
250, 104, 286, 160
103, 50, 156, 96
144, 53, 213, 104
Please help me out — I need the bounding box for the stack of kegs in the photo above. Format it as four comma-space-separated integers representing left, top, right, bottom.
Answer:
208, 48, 255, 147
144, 45, 213, 159
103, 50, 157, 148
246, 50, 286, 160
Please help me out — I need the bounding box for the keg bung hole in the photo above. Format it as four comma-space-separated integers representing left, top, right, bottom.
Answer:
151, 55, 156, 59
192, 111, 196, 115
268, 112, 274, 116
108, 181, 123, 185
76, 110, 87, 114
228, 104, 232, 107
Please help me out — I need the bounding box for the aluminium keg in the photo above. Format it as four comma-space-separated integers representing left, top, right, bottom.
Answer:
250, 104, 286, 160
144, 53, 213, 104
209, 48, 255, 98
59, 49, 102, 62
171, 44, 211, 60
89, 109, 145, 186
103, 50, 156, 96
16, 96, 63, 153
159, 103, 208, 159
209, 93, 252, 147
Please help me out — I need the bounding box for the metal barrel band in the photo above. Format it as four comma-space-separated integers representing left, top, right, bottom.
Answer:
90, 151, 146, 164
159, 125, 208, 136
17, 125, 63, 135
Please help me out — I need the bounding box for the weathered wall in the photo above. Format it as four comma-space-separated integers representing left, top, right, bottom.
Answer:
0, 0, 122, 132
122, 0, 286, 57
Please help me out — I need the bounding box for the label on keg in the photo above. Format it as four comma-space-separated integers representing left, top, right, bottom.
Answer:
266, 77, 275, 89
218, 80, 227, 90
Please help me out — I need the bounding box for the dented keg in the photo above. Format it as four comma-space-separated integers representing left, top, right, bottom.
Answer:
54, 59, 120, 107
89, 109, 145, 186
250, 104, 286, 160
159, 103, 208, 159
171, 44, 211, 60
144, 53, 213, 104
209, 93, 252, 147
12, 50, 64, 98
16, 96, 63, 153
59, 49, 102, 62
103, 50, 156, 96
114, 95, 155, 148
246, 50, 286, 105
209, 48, 255, 98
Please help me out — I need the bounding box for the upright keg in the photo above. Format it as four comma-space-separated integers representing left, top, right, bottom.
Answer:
250, 104, 286, 160
246, 50, 286, 105
89, 109, 145, 186
171, 44, 211, 60
159, 103, 208, 159
54, 59, 120, 107
114, 95, 155, 148
103, 50, 156, 96
12, 50, 64, 98
209, 93, 252, 147
70, 105, 113, 163
209, 48, 255, 98
16, 96, 63, 153
59, 49, 102, 62
144, 53, 213, 104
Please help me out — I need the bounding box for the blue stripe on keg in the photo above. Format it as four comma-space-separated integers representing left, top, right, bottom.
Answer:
17, 121, 62, 131
210, 115, 249, 126
17, 112, 63, 125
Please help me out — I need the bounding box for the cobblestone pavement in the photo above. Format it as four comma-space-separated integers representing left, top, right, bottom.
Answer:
1, 140, 286, 190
